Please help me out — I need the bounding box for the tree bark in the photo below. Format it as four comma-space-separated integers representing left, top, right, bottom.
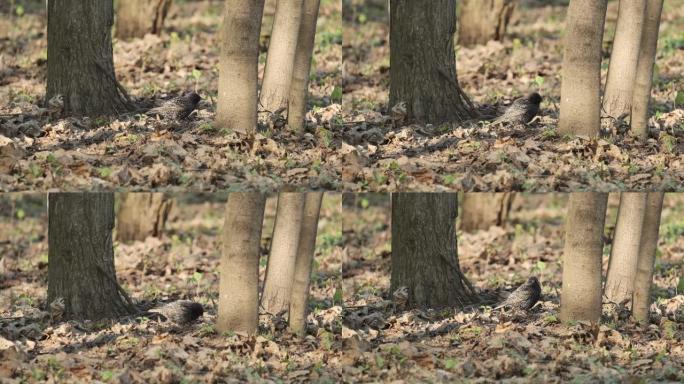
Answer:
632, 192, 664, 322
460, 193, 514, 232
48, 193, 136, 320
631, 0, 664, 138
115, 0, 172, 40
389, 0, 476, 124
47, 0, 132, 116
261, 193, 306, 315
559, 193, 608, 323
289, 192, 323, 334
457, 0, 516, 47
558, 0, 607, 137
604, 193, 648, 305
602, 0, 647, 119
287, 0, 320, 131
115, 193, 172, 243
217, 193, 266, 334
391, 193, 478, 309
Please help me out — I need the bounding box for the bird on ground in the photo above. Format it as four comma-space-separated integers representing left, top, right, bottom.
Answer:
146, 91, 201, 120
494, 276, 541, 311
141, 300, 204, 324
492, 92, 542, 125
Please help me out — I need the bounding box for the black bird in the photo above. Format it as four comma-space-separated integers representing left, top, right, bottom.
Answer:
141, 300, 204, 324
493, 92, 542, 125
494, 277, 541, 311
146, 91, 201, 120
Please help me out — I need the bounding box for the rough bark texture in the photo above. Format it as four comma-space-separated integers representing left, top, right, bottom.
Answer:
605, 193, 648, 305
602, 0, 647, 119
458, 0, 516, 47
391, 193, 478, 309
559, 193, 608, 323
217, 193, 266, 334
389, 0, 476, 124
631, 0, 664, 138
115, 0, 172, 40
289, 192, 323, 334
47, 0, 132, 116
259, 0, 304, 118
287, 0, 320, 131
116, 193, 172, 243
558, 0, 607, 136
460, 193, 514, 232
48, 193, 136, 320
632, 192, 664, 322
216, 0, 265, 134
261, 193, 306, 315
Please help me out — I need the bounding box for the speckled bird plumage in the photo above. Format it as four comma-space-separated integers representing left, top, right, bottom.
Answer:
145, 300, 204, 324
146, 91, 201, 120
495, 277, 541, 311
493, 92, 542, 125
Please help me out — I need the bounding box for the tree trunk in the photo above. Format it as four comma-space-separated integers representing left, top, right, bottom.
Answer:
559, 193, 608, 323
216, 0, 265, 134
631, 0, 664, 138
115, 0, 172, 40
115, 193, 172, 243
389, 0, 476, 124
632, 192, 664, 322
604, 193, 648, 305
48, 193, 136, 320
287, 0, 320, 131
261, 193, 306, 315
259, 0, 304, 119
289, 192, 323, 334
47, 0, 132, 116
391, 193, 478, 309
217, 193, 266, 334
602, 0, 647, 119
558, 0, 607, 137
457, 0, 516, 47
460, 193, 514, 232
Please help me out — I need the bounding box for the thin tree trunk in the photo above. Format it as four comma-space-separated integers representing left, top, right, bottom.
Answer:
389, 0, 476, 124
289, 192, 323, 334
217, 0, 266, 134
261, 193, 306, 315
631, 0, 664, 138
47, 0, 132, 116
602, 0, 647, 119
116, 193, 172, 243
604, 193, 648, 305
48, 193, 136, 320
558, 0, 607, 136
391, 193, 478, 309
460, 193, 514, 232
458, 0, 516, 47
217, 193, 266, 334
559, 193, 608, 323
287, 0, 320, 131
632, 192, 664, 322
115, 0, 172, 40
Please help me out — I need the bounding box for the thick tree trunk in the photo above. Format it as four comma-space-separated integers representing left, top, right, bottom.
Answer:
559, 193, 608, 323
217, 0, 265, 134
115, 0, 172, 40
460, 193, 514, 232
391, 193, 478, 309
217, 193, 266, 334
558, 0, 607, 137
604, 193, 648, 305
259, 0, 304, 119
632, 192, 664, 322
287, 0, 320, 131
48, 193, 136, 320
47, 0, 132, 116
289, 192, 323, 334
261, 193, 306, 315
389, 0, 476, 124
602, 0, 647, 119
457, 0, 516, 47
116, 193, 172, 243
631, 0, 664, 138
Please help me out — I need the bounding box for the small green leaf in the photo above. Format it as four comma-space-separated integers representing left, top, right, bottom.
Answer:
191, 69, 202, 80
16, 208, 25, 220
330, 86, 342, 103
677, 277, 684, 293
15, 5, 24, 17
675, 91, 684, 106
534, 75, 545, 87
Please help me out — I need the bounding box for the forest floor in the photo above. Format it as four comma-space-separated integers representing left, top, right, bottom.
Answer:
342, 0, 684, 191
0, 0, 342, 192
0, 194, 344, 383
342, 194, 684, 382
